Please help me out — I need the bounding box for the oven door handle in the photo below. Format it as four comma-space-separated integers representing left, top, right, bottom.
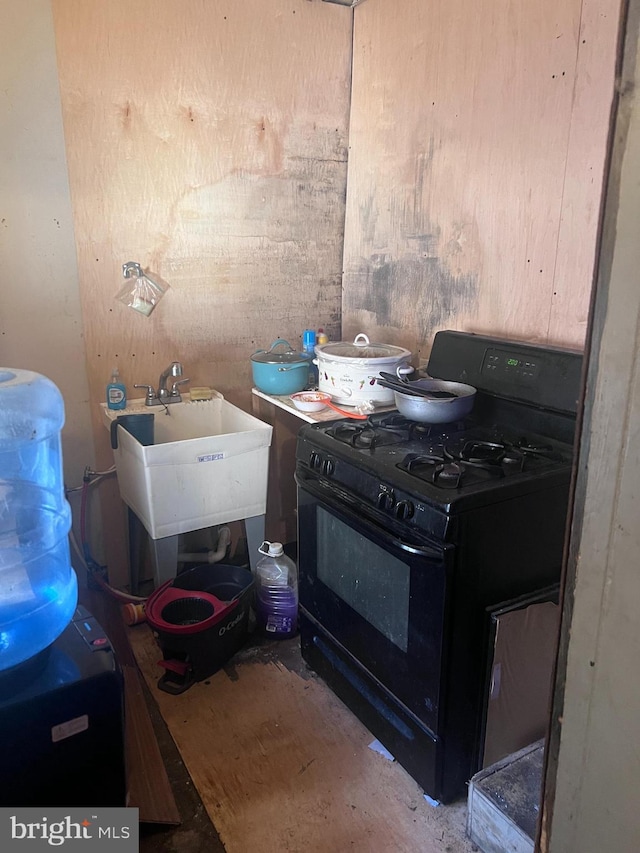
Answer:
295, 470, 447, 560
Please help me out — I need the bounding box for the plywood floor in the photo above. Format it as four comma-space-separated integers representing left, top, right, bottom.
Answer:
128, 625, 475, 853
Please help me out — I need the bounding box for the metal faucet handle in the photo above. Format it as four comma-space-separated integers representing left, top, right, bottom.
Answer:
170, 377, 190, 397
134, 383, 157, 405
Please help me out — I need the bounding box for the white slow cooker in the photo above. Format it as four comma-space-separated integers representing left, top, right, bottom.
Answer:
314, 333, 412, 407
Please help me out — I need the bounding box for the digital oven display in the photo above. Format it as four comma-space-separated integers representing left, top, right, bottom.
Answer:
482, 347, 541, 383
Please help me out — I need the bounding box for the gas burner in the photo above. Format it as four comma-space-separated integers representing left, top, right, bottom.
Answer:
400, 452, 472, 489
370, 413, 469, 440
327, 421, 371, 447
408, 422, 441, 440
434, 462, 466, 489
327, 419, 406, 449
501, 447, 526, 470
352, 426, 381, 449
398, 450, 501, 489
442, 441, 508, 478
375, 413, 412, 430
512, 438, 558, 459
452, 440, 506, 466
404, 451, 447, 473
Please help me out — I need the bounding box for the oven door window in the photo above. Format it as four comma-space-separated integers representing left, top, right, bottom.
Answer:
317, 507, 410, 652
297, 478, 451, 733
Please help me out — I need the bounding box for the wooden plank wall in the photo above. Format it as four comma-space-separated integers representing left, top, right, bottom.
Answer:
343, 0, 621, 363
49, 0, 622, 584
0, 1, 96, 489
51, 0, 352, 585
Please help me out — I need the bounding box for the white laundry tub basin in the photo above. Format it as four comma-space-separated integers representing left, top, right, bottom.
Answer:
101, 394, 272, 539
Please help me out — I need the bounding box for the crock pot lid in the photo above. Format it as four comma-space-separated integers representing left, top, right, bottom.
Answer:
318, 335, 411, 360
251, 347, 310, 364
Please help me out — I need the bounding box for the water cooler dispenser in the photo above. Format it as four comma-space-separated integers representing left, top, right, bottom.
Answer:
0, 368, 126, 806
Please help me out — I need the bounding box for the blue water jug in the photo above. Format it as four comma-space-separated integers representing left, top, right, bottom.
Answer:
0, 369, 78, 671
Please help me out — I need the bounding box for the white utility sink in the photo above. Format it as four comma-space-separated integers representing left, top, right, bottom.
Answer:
101, 393, 273, 542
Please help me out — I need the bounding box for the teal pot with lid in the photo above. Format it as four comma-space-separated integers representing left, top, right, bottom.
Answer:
251, 339, 312, 395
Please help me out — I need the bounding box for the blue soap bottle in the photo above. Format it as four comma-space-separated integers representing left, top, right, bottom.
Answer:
107, 367, 127, 410
302, 329, 318, 389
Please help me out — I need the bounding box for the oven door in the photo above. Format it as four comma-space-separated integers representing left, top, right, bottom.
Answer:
296, 468, 452, 735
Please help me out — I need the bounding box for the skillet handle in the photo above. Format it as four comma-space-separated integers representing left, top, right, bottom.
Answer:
376, 377, 421, 396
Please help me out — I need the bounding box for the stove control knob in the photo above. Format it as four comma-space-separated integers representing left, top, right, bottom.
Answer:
322, 458, 335, 476
309, 451, 323, 470
376, 490, 395, 511
395, 500, 415, 520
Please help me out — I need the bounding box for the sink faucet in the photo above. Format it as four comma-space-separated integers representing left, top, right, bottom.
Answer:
158, 361, 183, 399
134, 361, 190, 406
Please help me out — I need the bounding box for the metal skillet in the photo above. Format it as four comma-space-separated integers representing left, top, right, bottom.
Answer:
376, 372, 477, 424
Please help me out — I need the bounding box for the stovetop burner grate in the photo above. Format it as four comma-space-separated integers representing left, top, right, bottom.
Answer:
327, 421, 404, 449
326, 413, 469, 450
311, 408, 575, 501
397, 435, 566, 490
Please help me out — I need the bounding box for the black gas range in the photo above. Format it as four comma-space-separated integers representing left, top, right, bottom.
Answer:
295, 330, 582, 803
298, 409, 576, 541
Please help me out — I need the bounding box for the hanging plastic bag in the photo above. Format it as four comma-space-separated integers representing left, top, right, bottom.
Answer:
116, 262, 169, 317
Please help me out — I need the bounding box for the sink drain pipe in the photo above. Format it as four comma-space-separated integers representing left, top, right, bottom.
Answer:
177, 525, 231, 564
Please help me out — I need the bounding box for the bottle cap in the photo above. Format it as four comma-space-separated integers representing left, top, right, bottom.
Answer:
258, 540, 286, 557
302, 330, 316, 348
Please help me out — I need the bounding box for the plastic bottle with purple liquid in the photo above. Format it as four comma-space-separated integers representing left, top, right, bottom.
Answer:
254, 541, 298, 639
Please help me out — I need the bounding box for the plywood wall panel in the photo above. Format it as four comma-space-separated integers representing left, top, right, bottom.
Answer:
343, 0, 619, 362
548, 0, 622, 346
0, 1, 96, 489
52, 0, 351, 585
53, 0, 349, 401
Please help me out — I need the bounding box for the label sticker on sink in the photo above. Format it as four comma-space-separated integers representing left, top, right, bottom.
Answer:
197, 452, 225, 463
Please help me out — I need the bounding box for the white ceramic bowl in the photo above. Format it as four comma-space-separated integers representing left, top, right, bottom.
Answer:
289, 391, 330, 413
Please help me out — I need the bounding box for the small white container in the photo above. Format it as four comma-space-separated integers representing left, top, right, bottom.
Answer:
289, 391, 330, 412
